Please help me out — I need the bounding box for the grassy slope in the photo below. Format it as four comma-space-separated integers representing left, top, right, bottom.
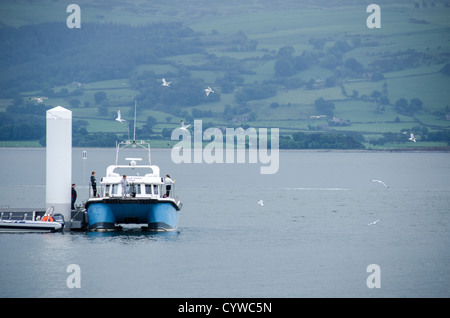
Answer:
1, 0, 450, 148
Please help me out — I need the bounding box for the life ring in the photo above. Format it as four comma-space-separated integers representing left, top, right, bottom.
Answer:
42, 215, 54, 222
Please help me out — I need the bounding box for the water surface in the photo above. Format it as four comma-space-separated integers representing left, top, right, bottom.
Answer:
0, 149, 449, 297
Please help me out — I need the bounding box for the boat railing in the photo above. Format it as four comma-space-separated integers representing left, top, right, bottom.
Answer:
88, 183, 176, 199
163, 183, 176, 199
88, 182, 102, 198
0, 210, 45, 221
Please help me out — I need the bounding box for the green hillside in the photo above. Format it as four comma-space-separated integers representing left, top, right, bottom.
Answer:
1, 0, 449, 149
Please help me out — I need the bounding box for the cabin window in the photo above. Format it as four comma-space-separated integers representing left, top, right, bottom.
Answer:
111, 184, 118, 195
153, 185, 159, 195
135, 184, 141, 195
145, 185, 152, 195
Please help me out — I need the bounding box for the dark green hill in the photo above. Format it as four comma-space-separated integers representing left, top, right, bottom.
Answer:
1, 0, 449, 149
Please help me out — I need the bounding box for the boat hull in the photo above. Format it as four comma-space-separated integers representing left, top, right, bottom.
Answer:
86, 198, 180, 232
0, 220, 63, 233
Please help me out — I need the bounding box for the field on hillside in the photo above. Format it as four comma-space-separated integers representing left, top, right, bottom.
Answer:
1, 0, 449, 149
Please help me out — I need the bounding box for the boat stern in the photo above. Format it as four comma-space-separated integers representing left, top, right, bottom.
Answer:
87, 202, 116, 231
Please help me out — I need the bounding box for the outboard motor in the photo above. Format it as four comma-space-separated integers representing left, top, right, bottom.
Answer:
52, 213, 65, 228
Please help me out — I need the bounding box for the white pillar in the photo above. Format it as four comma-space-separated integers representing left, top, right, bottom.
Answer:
46, 106, 72, 230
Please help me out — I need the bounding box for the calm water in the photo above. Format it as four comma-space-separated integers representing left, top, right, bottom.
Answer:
0, 148, 449, 298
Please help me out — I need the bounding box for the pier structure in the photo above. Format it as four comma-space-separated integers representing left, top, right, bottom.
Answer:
46, 106, 72, 231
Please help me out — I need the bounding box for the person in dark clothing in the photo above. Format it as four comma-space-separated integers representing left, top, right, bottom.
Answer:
71, 184, 77, 209
90, 171, 97, 197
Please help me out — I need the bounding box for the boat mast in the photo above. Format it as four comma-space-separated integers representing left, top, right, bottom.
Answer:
114, 101, 152, 165
133, 100, 137, 142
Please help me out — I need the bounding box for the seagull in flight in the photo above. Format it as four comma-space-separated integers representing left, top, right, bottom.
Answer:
257, 200, 264, 206
408, 133, 416, 142
204, 87, 214, 96
162, 78, 172, 87
367, 219, 381, 226
29, 97, 48, 103
370, 179, 389, 188
47, 113, 62, 120
115, 108, 127, 123
180, 120, 191, 131
309, 115, 326, 119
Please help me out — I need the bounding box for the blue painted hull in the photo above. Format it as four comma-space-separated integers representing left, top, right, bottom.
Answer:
86, 199, 180, 231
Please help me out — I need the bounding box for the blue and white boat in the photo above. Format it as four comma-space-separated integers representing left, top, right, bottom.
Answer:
85, 139, 182, 231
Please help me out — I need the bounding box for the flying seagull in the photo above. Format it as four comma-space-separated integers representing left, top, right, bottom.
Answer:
408, 133, 416, 142
180, 120, 191, 131
116, 108, 127, 123
29, 97, 48, 103
257, 200, 264, 206
47, 113, 62, 120
162, 78, 172, 87
309, 115, 326, 119
370, 179, 389, 188
367, 219, 381, 226
204, 87, 214, 96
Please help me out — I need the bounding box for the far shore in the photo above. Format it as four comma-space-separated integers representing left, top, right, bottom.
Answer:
1, 146, 449, 153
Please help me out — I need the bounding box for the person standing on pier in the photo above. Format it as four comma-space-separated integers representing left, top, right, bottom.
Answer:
90, 171, 97, 197
71, 184, 77, 209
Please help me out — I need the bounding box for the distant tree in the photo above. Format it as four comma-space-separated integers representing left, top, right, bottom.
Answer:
161, 128, 172, 138
146, 116, 157, 126
321, 54, 340, 70
314, 97, 335, 117
94, 91, 107, 104
344, 58, 364, 74
394, 98, 409, 114
394, 97, 423, 115
370, 90, 382, 100
234, 84, 277, 103
277, 45, 295, 59
69, 99, 81, 108
286, 132, 364, 149
293, 56, 309, 72
274, 59, 296, 77
329, 40, 352, 58
409, 98, 423, 112
379, 95, 390, 105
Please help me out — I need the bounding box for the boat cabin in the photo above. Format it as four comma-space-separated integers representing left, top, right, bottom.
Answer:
98, 163, 170, 199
